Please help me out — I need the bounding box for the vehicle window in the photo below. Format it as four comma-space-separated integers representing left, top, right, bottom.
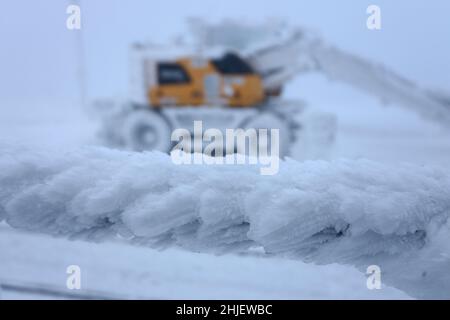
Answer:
158, 63, 191, 84
211, 53, 255, 75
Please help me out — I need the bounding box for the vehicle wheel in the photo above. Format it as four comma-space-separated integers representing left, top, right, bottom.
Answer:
239, 111, 291, 157
122, 110, 173, 152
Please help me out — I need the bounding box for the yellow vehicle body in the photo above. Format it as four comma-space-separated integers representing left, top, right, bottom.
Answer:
148, 54, 265, 107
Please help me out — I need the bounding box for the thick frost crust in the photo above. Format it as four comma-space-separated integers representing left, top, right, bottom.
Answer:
1, 144, 450, 297
0, 144, 448, 252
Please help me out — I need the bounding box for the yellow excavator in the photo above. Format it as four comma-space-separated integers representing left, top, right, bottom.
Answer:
96, 19, 450, 159
149, 53, 267, 108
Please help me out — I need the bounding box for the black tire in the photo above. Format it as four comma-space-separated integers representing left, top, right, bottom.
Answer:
122, 110, 173, 152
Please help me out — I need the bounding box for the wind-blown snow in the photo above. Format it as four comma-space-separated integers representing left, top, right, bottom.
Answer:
1, 143, 449, 298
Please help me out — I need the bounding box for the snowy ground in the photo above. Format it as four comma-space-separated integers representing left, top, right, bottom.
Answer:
0, 225, 410, 300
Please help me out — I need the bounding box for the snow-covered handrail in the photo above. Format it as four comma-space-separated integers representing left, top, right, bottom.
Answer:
1, 145, 449, 258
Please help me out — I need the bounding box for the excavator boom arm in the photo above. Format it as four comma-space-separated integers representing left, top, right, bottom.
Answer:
190, 19, 450, 128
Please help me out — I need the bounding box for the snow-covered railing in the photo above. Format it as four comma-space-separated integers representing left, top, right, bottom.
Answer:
1, 144, 449, 257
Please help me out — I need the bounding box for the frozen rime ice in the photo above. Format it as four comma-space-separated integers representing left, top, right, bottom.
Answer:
1, 144, 449, 252
1, 144, 449, 298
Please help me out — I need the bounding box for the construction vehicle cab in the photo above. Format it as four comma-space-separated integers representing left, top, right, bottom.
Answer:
147, 52, 265, 107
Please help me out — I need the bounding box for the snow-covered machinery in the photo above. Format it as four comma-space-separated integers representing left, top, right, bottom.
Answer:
97, 20, 337, 159
97, 19, 450, 158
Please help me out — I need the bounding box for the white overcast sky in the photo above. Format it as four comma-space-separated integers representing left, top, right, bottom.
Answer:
1, 0, 449, 102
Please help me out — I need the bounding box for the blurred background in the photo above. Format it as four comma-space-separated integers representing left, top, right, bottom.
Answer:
1, 0, 450, 164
